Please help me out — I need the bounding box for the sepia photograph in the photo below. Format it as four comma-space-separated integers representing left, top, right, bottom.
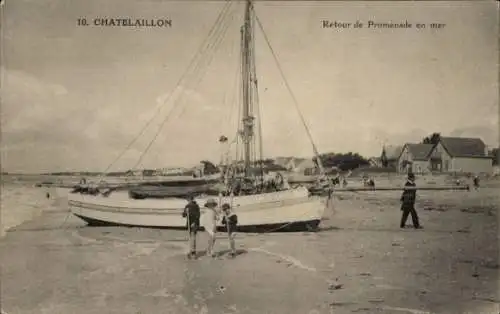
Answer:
0, 0, 499, 313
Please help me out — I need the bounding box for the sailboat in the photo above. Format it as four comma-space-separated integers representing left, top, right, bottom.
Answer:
68, 0, 330, 232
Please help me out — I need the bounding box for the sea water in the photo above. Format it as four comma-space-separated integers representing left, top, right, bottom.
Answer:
0, 182, 60, 237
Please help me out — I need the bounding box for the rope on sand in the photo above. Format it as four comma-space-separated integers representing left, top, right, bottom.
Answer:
249, 247, 317, 272
57, 209, 73, 230
380, 306, 431, 314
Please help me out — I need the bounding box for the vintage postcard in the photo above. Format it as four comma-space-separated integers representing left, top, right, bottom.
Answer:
1, 0, 498, 313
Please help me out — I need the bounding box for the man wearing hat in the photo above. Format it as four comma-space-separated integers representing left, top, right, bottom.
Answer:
182, 195, 201, 259
400, 172, 422, 229
201, 198, 218, 257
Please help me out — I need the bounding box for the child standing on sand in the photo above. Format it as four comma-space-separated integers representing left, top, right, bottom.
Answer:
182, 195, 201, 259
221, 203, 238, 258
201, 199, 218, 257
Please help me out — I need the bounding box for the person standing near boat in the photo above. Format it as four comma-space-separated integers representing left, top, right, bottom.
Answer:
182, 195, 201, 259
221, 203, 238, 258
201, 198, 218, 257
400, 173, 422, 229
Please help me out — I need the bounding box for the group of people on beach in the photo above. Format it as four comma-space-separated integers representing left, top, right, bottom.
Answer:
181, 171, 472, 256
182, 195, 238, 260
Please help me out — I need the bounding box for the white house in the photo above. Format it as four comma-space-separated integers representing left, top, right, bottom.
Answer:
274, 157, 293, 169
429, 137, 493, 174
397, 144, 434, 174
285, 158, 305, 172
278, 157, 318, 174
296, 159, 317, 175
126, 169, 143, 176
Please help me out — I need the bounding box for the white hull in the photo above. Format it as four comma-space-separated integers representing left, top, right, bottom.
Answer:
68, 187, 327, 232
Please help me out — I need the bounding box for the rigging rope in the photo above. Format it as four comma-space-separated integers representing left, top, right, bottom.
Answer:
220, 28, 243, 167
217, 16, 241, 169
234, 62, 242, 165
254, 14, 325, 173
99, 1, 234, 175
132, 2, 237, 169
173, 3, 237, 122
225, 35, 242, 140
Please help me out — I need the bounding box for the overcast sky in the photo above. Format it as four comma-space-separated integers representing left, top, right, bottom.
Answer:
1, 0, 498, 173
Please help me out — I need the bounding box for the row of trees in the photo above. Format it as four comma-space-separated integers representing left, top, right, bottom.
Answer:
421, 132, 441, 145
314, 152, 370, 171
233, 154, 371, 172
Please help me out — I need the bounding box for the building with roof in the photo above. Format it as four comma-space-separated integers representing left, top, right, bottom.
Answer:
286, 158, 317, 174
397, 144, 434, 173
395, 137, 493, 174
271, 157, 318, 174
274, 157, 293, 168
428, 137, 493, 174
125, 169, 144, 176
381, 145, 403, 170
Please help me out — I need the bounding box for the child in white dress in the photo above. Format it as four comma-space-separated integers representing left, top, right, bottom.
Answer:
201, 198, 218, 257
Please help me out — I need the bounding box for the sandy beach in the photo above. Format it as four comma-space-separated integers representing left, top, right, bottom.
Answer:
2, 0, 498, 313
1, 179, 499, 314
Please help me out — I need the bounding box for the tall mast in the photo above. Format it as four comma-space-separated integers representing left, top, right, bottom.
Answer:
239, 0, 323, 178
241, 0, 255, 177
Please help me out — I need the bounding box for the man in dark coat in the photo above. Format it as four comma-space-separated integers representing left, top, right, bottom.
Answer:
400, 173, 422, 229
182, 195, 201, 259
221, 203, 238, 258
473, 175, 480, 189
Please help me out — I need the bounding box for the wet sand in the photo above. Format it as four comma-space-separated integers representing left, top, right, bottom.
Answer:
1, 188, 499, 314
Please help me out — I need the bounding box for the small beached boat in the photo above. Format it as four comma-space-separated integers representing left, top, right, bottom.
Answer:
68, 0, 330, 232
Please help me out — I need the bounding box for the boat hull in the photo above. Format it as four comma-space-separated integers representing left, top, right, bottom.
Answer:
68, 187, 327, 232
72, 213, 321, 232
